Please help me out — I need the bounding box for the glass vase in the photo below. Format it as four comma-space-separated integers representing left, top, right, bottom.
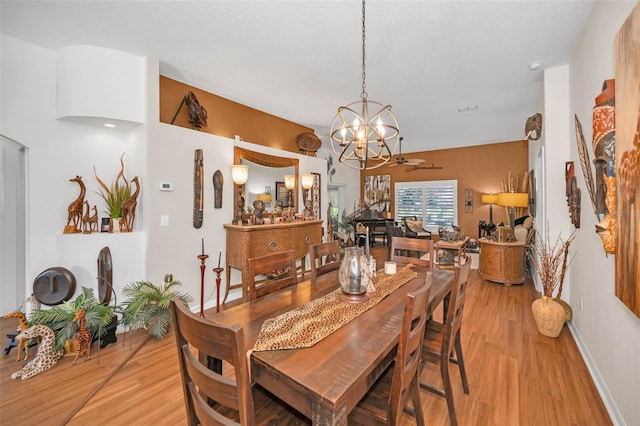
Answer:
338, 247, 370, 303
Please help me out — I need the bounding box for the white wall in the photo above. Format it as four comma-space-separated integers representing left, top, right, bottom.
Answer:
317, 145, 361, 218
1, 35, 148, 308
566, 1, 638, 424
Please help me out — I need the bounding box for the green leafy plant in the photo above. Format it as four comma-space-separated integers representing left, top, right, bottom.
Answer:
94, 152, 131, 218
120, 274, 192, 340
29, 287, 115, 351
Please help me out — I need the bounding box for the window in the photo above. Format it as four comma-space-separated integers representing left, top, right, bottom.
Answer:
395, 180, 458, 232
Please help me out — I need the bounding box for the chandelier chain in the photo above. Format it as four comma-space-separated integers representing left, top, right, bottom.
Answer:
361, 0, 367, 100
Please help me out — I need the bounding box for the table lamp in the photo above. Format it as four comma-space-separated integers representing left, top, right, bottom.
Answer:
301, 173, 314, 203
497, 192, 528, 230
481, 193, 498, 228
231, 164, 249, 224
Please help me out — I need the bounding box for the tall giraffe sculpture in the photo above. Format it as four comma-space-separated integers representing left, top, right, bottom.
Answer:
11, 325, 63, 380
121, 176, 140, 232
64, 175, 86, 234
2, 312, 30, 361
72, 309, 91, 365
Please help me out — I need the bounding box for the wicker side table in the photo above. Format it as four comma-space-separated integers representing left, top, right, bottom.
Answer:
479, 238, 526, 286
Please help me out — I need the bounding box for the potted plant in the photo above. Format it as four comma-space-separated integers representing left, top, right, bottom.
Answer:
94, 153, 131, 232
528, 227, 575, 337
29, 287, 115, 351
120, 274, 192, 340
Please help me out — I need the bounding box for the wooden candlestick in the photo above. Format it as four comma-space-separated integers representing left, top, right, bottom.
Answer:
212, 267, 224, 313
197, 254, 209, 317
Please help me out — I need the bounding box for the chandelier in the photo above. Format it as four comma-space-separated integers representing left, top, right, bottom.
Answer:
330, 0, 400, 170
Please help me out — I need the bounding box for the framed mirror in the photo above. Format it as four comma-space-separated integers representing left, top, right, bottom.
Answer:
234, 147, 299, 218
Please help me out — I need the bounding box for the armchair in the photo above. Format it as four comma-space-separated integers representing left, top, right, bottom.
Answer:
403, 217, 432, 239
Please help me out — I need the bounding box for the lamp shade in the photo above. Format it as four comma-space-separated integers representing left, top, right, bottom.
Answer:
301, 174, 314, 190
257, 193, 272, 203
481, 193, 498, 205
284, 174, 296, 190
231, 165, 249, 185
497, 192, 528, 208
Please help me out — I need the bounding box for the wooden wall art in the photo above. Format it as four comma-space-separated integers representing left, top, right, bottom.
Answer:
193, 149, 204, 229
213, 170, 223, 209
614, 3, 640, 318
565, 162, 581, 229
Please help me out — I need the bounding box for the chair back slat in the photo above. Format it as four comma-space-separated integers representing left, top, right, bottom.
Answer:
309, 241, 341, 281
171, 298, 255, 426
391, 236, 434, 269
247, 250, 297, 300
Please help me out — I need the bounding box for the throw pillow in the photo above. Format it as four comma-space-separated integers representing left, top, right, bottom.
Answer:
405, 219, 424, 234
523, 216, 534, 229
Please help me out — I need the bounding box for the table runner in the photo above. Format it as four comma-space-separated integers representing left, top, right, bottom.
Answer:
253, 265, 417, 351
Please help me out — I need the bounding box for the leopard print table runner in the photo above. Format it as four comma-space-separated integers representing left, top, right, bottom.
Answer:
253, 265, 417, 351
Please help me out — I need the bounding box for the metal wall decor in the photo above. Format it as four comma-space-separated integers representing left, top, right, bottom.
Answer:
171, 91, 208, 130
465, 188, 473, 213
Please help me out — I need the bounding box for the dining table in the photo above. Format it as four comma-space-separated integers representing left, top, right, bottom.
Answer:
212, 264, 455, 426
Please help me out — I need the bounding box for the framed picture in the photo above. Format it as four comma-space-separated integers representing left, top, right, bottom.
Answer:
276, 181, 294, 209
363, 174, 391, 217
311, 172, 321, 219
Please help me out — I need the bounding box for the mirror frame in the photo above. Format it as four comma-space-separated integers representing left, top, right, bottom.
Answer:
234, 146, 299, 216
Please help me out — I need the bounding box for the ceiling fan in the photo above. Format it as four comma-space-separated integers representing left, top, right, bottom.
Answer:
388, 137, 426, 167
405, 163, 444, 172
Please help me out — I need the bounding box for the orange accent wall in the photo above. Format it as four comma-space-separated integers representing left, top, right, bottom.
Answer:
361, 140, 529, 239
159, 76, 313, 153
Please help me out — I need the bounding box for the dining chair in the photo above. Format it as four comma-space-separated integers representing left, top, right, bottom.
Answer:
349, 273, 433, 426
390, 236, 434, 269
309, 241, 341, 282
247, 250, 298, 300
419, 256, 472, 426
170, 298, 309, 426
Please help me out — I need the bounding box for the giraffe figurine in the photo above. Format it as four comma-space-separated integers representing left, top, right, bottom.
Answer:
64, 175, 86, 234
82, 200, 91, 234
121, 176, 140, 232
72, 309, 91, 365
89, 205, 99, 232
11, 325, 63, 380
2, 312, 30, 361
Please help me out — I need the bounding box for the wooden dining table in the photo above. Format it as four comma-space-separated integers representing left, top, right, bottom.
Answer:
212, 265, 455, 426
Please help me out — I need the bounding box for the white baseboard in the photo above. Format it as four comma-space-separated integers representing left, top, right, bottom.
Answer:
567, 321, 626, 425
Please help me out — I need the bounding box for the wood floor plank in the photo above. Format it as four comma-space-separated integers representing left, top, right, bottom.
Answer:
1, 245, 612, 425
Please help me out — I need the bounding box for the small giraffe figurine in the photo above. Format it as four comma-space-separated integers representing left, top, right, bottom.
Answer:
2, 312, 30, 361
72, 309, 91, 365
11, 324, 63, 380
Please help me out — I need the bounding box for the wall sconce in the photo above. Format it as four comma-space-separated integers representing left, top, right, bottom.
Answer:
284, 174, 295, 207
231, 164, 249, 224
497, 192, 528, 230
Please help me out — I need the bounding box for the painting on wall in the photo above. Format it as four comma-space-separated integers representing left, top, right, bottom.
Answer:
363, 175, 391, 217
614, 3, 640, 318
304, 173, 321, 219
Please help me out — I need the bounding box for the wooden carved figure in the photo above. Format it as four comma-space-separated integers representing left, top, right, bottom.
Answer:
2, 312, 30, 361
11, 325, 63, 380
82, 201, 91, 234
89, 205, 99, 233
72, 309, 91, 365
64, 176, 86, 234
121, 176, 140, 232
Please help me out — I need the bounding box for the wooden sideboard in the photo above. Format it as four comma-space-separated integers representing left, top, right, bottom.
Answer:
224, 220, 323, 301
479, 238, 527, 286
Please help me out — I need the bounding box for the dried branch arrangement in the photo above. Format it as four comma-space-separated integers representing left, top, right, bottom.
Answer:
529, 227, 575, 298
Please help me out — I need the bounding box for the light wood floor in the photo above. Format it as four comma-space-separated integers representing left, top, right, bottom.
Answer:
0, 244, 611, 425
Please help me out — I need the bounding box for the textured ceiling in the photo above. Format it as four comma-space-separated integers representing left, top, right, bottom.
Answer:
1, 1, 596, 153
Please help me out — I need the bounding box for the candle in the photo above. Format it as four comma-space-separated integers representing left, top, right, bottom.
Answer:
365, 226, 370, 260
217, 249, 222, 268
201, 237, 204, 256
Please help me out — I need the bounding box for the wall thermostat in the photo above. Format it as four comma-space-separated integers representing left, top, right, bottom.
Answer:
159, 182, 174, 192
